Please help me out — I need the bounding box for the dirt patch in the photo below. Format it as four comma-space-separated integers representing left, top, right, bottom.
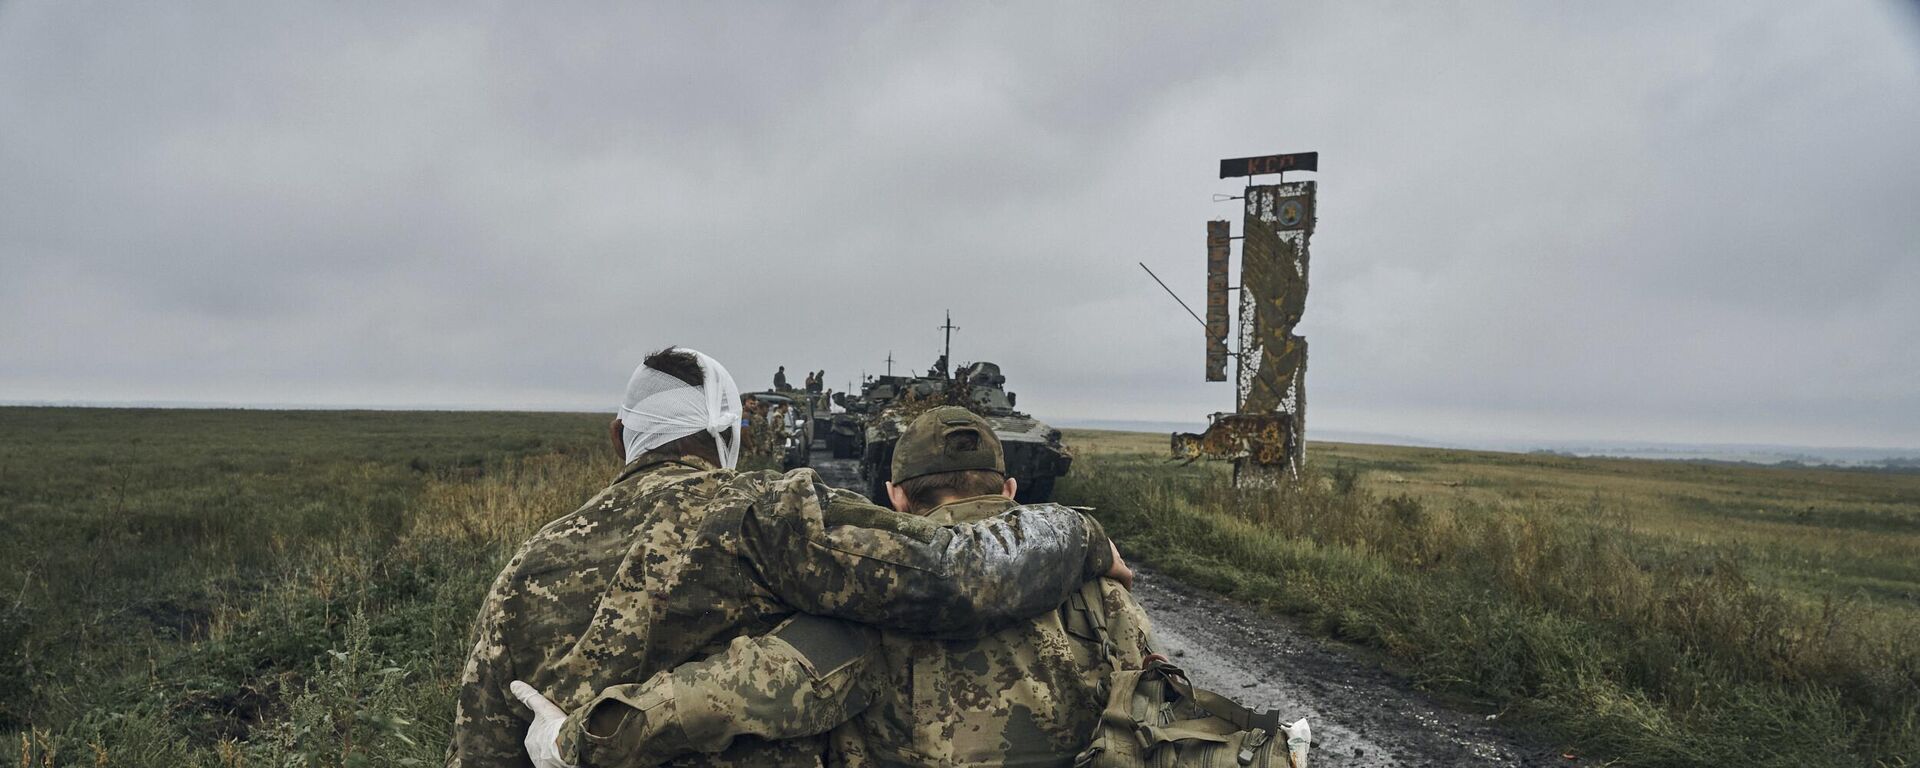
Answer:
133, 598, 214, 641
1132, 569, 1592, 767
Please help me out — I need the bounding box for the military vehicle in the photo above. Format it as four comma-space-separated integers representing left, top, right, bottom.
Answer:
826, 374, 910, 459
793, 389, 832, 449
771, 376, 834, 453
807, 393, 833, 447
953, 361, 1072, 502
825, 410, 862, 458
855, 360, 1071, 507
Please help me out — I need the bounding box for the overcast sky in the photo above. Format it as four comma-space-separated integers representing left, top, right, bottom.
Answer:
3, 2, 1917, 448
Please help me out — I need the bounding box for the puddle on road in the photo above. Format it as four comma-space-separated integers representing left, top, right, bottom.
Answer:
1131, 570, 1557, 767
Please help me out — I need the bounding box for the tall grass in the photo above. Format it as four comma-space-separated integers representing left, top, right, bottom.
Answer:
7, 410, 1916, 766
2, 408, 612, 766
1058, 432, 1920, 767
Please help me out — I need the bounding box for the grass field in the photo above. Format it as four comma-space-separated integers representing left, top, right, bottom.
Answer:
2, 408, 1915, 766
1, 407, 612, 766
1058, 429, 1920, 767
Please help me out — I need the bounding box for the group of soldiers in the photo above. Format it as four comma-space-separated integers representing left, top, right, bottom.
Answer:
447, 346, 1201, 768
773, 366, 827, 394
737, 396, 795, 471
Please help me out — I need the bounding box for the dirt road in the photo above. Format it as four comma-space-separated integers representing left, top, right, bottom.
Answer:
1132, 570, 1595, 767
806, 448, 1587, 767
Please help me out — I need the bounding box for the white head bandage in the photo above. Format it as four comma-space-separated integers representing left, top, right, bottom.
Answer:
617, 347, 742, 469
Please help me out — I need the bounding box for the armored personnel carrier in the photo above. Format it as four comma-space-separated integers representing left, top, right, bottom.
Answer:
953, 361, 1072, 502
855, 361, 1071, 507
825, 375, 906, 459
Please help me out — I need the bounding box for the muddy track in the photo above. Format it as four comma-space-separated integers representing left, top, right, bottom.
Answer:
1132, 570, 1597, 767
805, 447, 1591, 767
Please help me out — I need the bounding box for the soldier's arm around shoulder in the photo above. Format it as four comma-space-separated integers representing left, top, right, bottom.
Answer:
557, 614, 879, 768
739, 468, 1117, 638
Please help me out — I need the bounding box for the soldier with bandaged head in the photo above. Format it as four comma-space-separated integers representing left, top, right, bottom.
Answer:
449, 349, 1131, 768
516, 405, 1160, 768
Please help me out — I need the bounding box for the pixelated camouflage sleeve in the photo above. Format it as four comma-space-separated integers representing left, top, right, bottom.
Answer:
557, 614, 878, 768
740, 470, 1113, 638
448, 555, 535, 768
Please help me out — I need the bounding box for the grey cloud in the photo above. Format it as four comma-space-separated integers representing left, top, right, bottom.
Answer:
2, 1, 1917, 448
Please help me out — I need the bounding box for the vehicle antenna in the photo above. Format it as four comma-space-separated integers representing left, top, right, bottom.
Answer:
939, 311, 959, 378
1139, 262, 1206, 328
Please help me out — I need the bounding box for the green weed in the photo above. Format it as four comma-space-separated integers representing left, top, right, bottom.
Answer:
1057, 430, 1920, 767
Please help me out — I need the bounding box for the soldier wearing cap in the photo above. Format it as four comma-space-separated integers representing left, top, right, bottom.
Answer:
526, 405, 1160, 768
452, 349, 1128, 768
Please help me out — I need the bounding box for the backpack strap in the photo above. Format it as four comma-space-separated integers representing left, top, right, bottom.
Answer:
1155, 666, 1282, 734
1075, 579, 1276, 729
1068, 578, 1119, 668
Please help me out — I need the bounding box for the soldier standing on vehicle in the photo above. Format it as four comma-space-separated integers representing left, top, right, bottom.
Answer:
519, 405, 1159, 768
773, 365, 788, 390
450, 350, 1130, 768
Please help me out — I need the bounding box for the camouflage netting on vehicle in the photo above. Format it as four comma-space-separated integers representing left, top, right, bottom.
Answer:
854, 363, 1071, 505
884, 382, 978, 422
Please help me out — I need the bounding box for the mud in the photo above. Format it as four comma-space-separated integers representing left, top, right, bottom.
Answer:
807, 447, 1593, 767
1132, 570, 1594, 767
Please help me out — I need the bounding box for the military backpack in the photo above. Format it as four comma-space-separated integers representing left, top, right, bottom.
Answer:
1066, 581, 1312, 768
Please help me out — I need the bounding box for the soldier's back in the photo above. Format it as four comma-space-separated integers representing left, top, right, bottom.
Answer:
453, 451, 805, 766
833, 498, 1154, 768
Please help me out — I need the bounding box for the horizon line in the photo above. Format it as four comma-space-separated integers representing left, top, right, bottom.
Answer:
6, 399, 1919, 456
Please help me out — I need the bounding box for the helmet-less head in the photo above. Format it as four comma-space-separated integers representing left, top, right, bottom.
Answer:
612, 346, 742, 469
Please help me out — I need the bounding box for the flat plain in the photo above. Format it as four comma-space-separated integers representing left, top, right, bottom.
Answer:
2, 409, 1914, 766
1060, 429, 1920, 767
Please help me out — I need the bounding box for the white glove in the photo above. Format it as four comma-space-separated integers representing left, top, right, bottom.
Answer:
510, 680, 577, 768
1284, 717, 1311, 768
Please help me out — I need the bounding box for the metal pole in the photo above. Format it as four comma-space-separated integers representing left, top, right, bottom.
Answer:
938, 311, 959, 377
1139, 262, 1206, 328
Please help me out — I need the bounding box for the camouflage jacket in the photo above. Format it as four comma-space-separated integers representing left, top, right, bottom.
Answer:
557, 495, 1157, 768
449, 455, 1115, 768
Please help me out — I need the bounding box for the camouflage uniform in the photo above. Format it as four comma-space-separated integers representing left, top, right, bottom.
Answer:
834, 495, 1157, 768
449, 449, 1115, 768
553, 494, 1156, 768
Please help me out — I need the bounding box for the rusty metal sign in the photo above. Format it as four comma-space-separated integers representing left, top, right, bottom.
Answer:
1205, 220, 1231, 382
1172, 413, 1296, 466
1180, 156, 1320, 487
1218, 151, 1318, 179
1233, 181, 1314, 483
1273, 192, 1313, 232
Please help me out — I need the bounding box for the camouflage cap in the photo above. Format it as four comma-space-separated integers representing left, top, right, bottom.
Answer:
892, 406, 1005, 483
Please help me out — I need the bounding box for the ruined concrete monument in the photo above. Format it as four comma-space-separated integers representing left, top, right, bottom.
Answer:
1172, 152, 1317, 486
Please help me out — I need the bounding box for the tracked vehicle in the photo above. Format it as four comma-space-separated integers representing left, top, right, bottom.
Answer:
855, 361, 1071, 507
827, 375, 907, 459
955, 361, 1072, 502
